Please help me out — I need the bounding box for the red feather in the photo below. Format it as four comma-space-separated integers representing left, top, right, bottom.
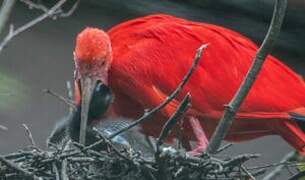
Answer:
76, 14, 305, 154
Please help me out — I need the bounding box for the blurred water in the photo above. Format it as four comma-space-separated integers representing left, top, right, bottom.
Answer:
0, 1, 304, 179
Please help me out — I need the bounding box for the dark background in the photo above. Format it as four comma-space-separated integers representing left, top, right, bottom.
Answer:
0, 0, 304, 179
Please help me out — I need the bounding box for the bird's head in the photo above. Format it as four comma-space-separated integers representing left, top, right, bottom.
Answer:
73, 27, 113, 144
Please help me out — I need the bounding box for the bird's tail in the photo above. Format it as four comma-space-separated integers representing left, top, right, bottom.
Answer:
277, 108, 305, 155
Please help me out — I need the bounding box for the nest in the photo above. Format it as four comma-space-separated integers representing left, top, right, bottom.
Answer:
0, 137, 267, 180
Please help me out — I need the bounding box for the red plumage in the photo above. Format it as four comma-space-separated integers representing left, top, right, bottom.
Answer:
74, 14, 305, 154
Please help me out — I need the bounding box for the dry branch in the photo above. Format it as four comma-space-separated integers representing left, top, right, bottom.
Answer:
21, 0, 80, 18
206, 0, 288, 154
109, 44, 207, 139
0, 0, 16, 35
0, 0, 79, 53
22, 124, 36, 147
43, 89, 76, 110
0, 124, 8, 131
156, 93, 191, 152
83, 44, 208, 151
0, 139, 272, 180
262, 151, 297, 180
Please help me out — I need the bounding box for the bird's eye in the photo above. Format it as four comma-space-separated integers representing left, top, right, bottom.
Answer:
101, 61, 106, 66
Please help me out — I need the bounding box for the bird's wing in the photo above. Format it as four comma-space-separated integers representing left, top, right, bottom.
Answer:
109, 14, 305, 118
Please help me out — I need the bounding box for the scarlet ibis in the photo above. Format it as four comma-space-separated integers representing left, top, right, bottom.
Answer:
73, 14, 305, 155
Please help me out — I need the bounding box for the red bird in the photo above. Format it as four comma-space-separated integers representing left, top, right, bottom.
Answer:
73, 14, 305, 155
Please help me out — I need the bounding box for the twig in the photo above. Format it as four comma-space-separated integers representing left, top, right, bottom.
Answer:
247, 162, 305, 171
85, 44, 208, 151
156, 93, 191, 153
0, 124, 8, 131
20, 0, 49, 13
206, 0, 288, 154
109, 44, 207, 139
0, 0, 16, 35
155, 94, 191, 180
288, 170, 305, 180
92, 129, 131, 161
215, 143, 233, 154
66, 81, 74, 113
43, 89, 76, 110
145, 135, 156, 153
59, 0, 80, 18
61, 159, 69, 180
262, 151, 297, 180
21, 0, 80, 18
22, 124, 36, 147
223, 154, 260, 168
0, 155, 37, 179
52, 162, 60, 180
241, 165, 256, 180
0, 0, 68, 53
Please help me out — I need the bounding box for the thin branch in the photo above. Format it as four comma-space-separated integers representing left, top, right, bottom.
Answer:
288, 170, 305, 180
0, 0, 16, 35
66, 81, 74, 113
109, 44, 207, 139
0, 124, 8, 131
43, 89, 76, 110
0, 0, 68, 53
155, 94, 191, 180
262, 151, 297, 180
61, 159, 69, 180
156, 93, 191, 153
85, 44, 208, 150
241, 165, 256, 180
215, 143, 233, 154
206, 0, 288, 154
21, 0, 80, 18
20, 0, 49, 13
59, 0, 80, 18
22, 124, 36, 147
52, 162, 60, 180
91, 128, 131, 161
0, 156, 37, 179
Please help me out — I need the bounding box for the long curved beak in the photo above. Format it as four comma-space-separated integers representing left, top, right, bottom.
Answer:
79, 76, 97, 145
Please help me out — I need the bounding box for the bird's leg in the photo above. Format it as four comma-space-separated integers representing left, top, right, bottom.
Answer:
188, 116, 209, 156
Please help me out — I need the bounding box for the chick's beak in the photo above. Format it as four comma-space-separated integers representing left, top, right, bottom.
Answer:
79, 76, 97, 145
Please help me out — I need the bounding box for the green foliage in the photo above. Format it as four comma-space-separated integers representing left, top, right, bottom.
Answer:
0, 71, 27, 110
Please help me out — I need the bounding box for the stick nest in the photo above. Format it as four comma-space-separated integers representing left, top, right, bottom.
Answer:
0, 140, 264, 180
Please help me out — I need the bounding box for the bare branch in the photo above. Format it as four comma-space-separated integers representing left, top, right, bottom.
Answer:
155, 94, 191, 180
0, 0, 68, 53
0, 0, 16, 35
288, 170, 305, 180
22, 124, 36, 147
61, 159, 69, 180
59, 0, 80, 18
215, 143, 233, 154
156, 93, 191, 153
20, 0, 49, 13
0, 124, 8, 131
85, 44, 208, 150
66, 81, 74, 113
52, 162, 60, 180
43, 88, 76, 110
0, 156, 37, 179
206, 0, 288, 154
20, 0, 80, 18
262, 151, 297, 180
